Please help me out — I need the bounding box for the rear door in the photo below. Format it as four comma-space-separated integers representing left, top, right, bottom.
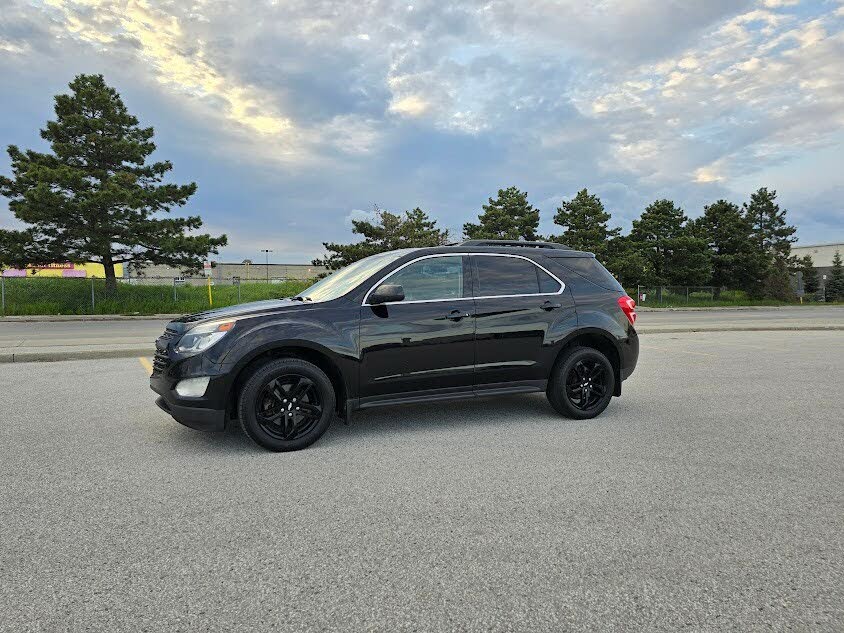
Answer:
358, 255, 476, 404
471, 254, 576, 389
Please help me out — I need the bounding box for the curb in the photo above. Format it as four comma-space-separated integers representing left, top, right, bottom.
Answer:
0, 347, 153, 363
0, 314, 178, 322
638, 306, 844, 312
637, 325, 844, 334
2, 325, 841, 364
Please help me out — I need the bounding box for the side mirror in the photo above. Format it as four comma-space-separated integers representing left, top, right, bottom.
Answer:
369, 283, 405, 305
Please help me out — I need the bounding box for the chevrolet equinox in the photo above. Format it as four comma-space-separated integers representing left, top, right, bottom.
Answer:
150, 240, 639, 451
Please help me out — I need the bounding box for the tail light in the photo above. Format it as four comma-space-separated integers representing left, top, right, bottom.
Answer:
617, 295, 636, 325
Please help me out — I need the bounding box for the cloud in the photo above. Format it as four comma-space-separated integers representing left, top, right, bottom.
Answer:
1, 0, 842, 258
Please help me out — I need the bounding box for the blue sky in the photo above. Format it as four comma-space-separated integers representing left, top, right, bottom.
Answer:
1, 0, 843, 263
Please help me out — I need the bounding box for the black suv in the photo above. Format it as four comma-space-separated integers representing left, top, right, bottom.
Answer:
151, 240, 638, 451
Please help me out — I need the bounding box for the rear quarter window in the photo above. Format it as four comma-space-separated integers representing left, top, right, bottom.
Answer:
551, 256, 624, 292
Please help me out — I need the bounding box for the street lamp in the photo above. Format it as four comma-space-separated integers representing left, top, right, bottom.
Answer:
260, 249, 273, 283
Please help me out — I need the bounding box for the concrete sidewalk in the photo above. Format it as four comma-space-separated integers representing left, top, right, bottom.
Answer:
1, 306, 842, 363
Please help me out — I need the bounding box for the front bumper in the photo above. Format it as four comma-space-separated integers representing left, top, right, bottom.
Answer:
150, 368, 228, 432
154, 395, 226, 432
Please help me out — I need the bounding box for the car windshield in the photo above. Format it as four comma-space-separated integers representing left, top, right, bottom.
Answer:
295, 249, 412, 303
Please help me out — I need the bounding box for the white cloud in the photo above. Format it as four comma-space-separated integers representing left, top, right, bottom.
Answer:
2, 0, 842, 252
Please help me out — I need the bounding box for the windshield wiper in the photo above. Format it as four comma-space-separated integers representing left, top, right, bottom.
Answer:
291, 295, 312, 302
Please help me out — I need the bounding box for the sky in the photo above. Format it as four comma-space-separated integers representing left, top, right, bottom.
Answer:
1, 0, 843, 264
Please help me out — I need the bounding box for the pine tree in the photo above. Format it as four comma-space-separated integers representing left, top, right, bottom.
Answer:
0, 74, 226, 292
549, 188, 620, 260
762, 256, 795, 302
826, 250, 844, 302
313, 206, 449, 270
463, 186, 540, 241
743, 188, 797, 260
798, 255, 819, 298
743, 187, 796, 298
694, 199, 766, 293
604, 234, 647, 290
627, 199, 710, 286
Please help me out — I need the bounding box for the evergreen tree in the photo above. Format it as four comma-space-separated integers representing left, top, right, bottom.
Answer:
627, 199, 710, 286
694, 199, 766, 293
742, 187, 796, 298
463, 186, 540, 241
826, 250, 844, 302
549, 188, 620, 260
604, 234, 647, 290
0, 74, 226, 292
797, 255, 819, 299
314, 206, 449, 270
743, 187, 797, 260
762, 256, 795, 302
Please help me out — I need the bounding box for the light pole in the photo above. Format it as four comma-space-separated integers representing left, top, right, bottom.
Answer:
260, 249, 273, 283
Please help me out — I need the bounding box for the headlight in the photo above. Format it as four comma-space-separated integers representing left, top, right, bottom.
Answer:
175, 320, 235, 354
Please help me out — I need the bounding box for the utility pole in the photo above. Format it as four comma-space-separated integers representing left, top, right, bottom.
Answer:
260, 249, 273, 283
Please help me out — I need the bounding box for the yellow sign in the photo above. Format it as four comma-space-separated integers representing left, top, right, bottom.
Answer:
2, 262, 124, 278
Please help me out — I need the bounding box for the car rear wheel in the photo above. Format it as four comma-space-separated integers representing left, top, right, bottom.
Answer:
547, 347, 614, 419
238, 358, 336, 451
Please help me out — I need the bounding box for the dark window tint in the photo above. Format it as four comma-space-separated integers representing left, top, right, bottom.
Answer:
553, 256, 624, 292
380, 255, 464, 301
476, 256, 544, 296
537, 267, 562, 293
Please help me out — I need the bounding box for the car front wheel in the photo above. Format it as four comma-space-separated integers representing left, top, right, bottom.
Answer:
238, 358, 336, 451
547, 347, 615, 419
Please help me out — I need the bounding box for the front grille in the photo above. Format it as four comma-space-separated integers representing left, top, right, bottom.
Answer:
152, 349, 170, 375
152, 326, 180, 375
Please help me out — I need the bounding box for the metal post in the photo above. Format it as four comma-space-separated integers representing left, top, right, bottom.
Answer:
1, 275, 5, 315
260, 249, 273, 283
686, 286, 689, 303
636, 284, 640, 303
173, 277, 177, 303
237, 283, 241, 304
90, 277, 95, 313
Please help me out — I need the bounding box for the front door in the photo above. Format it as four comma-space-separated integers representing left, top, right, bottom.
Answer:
471, 254, 576, 389
358, 255, 476, 405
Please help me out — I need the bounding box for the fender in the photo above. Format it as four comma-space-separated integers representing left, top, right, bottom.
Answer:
218, 313, 359, 400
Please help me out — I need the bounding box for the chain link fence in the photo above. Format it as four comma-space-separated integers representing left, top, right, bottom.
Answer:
0, 275, 312, 316
633, 285, 748, 306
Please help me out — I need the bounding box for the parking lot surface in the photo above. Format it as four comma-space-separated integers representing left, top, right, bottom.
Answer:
1, 330, 842, 631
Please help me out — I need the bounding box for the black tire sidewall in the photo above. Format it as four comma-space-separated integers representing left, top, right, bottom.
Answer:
238, 358, 336, 451
548, 347, 615, 419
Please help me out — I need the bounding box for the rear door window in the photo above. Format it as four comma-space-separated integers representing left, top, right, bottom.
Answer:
475, 256, 560, 297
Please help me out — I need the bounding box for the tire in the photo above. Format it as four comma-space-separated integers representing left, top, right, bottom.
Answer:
547, 346, 615, 419
238, 358, 336, 451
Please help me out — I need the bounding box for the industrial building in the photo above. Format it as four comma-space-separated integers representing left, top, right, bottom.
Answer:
124, 261, 326, 285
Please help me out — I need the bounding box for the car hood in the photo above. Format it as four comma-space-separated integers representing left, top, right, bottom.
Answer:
171, 298, 306, 326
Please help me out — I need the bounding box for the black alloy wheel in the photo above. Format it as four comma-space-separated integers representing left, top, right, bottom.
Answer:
255, 374, 323, 441
565, 358, 607, 410
547, 346, 615, 419
239, 358, 336, 451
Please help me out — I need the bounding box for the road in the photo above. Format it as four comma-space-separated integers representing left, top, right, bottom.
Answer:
639, 305, 844, 330
1, 330, 842, 631
0, 306, 842, 361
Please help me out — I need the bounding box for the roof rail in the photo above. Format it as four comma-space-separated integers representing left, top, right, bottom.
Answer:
459, 239, 572, 250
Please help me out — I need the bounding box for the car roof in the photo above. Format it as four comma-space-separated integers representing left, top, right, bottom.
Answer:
401, 243, 596, 259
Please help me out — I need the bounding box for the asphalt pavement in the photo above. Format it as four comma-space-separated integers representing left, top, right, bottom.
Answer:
1, 330, 842, 631
1, 306, 842, 363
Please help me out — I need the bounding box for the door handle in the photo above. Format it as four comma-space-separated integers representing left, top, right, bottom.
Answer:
445, 309, 471, 321
541, 301, 562, 311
